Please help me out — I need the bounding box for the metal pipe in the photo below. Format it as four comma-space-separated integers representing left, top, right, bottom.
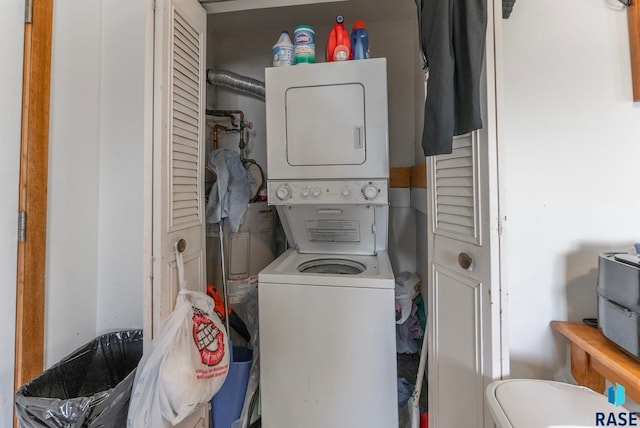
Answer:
218, 221, 231, 339
211, 123, 239, 150
207, 69, 265, 100
206, 109, 245, 126
207, 109, 253, 157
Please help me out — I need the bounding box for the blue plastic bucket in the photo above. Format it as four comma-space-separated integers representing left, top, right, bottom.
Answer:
211, 347, 253, 428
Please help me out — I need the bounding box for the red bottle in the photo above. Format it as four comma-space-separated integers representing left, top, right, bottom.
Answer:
326, 15, 351, 62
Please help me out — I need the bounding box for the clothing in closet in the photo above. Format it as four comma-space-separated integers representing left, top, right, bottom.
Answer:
418, 0, 487, 156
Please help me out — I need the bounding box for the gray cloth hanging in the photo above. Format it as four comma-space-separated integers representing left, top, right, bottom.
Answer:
417, 0, 487, 156
206, 149, 255, 232
503, 0, 516, 19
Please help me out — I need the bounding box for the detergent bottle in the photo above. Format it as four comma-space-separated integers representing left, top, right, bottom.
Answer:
350, 20, 369, 60
272, 30, 294, 66
326, 15, 351, 62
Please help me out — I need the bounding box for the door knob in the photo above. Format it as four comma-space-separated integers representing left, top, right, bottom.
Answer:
458, 252, 472, 270
177, 239, 187, 253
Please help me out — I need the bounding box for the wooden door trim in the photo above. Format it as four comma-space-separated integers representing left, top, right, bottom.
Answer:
14, 0, 54, 420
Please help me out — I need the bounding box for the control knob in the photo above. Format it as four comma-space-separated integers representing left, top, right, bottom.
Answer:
276, 185, 292, 201
301, 188, 310, 198
341, 187, 351, 197
362, 183, 379, 201
311, 188, 322, 198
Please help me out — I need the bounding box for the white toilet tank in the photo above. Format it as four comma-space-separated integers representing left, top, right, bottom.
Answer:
486, 379, 632, 428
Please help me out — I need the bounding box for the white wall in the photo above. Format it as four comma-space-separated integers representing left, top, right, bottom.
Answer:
0, 2, 25, 423
501, 0, 640, 380
46, 0, 146, 366
46, 0, 103, 367
96, 0, 147, 333
389, 188, 417, 274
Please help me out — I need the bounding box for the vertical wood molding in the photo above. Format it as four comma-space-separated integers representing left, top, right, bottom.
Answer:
629, 0, 640, 101
15, 0, 54, 409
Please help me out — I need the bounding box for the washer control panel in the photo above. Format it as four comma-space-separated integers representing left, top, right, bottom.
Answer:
268, 180, 389, 205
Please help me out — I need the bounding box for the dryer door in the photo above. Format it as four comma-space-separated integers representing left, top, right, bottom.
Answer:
285, 83, 365, 167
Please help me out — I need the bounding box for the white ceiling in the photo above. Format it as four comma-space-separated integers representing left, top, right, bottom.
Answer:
207, 0, 417, 34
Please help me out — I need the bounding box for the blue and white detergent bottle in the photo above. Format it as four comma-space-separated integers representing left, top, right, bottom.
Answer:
272, 30, 294, 66
350, 20, 369, 60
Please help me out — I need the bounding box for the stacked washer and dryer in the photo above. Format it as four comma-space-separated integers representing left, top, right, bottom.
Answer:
258, 58, 398, 427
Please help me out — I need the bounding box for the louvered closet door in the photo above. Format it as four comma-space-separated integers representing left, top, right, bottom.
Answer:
433, 136, 480, 244
153, 0, 207, 336
428, 133, 487, 428
426, 2, 504, 425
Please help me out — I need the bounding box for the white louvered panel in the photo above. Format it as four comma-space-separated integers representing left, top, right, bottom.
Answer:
170, 10, 202, 229
173, 150, 198, 163
432, 133, 481, 245
174, 192, 198, 202
174, 88, 199, 112
174, 100, 198, 119
173, 137, 199, 155
174, 110, 199, 130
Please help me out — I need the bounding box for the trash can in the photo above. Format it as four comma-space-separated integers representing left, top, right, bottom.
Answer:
211, 346, 253, 428
15, 330, 143, 428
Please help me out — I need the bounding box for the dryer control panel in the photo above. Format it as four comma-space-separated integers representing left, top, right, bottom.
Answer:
267, 180, 389, 206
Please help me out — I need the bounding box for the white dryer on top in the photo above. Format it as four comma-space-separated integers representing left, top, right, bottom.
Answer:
265, 58, 389, 181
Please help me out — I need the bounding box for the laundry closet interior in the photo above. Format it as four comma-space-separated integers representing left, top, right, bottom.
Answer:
200, 0, 429, 424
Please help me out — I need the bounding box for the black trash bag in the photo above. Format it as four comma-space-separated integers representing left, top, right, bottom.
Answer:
15, 330, 143, 428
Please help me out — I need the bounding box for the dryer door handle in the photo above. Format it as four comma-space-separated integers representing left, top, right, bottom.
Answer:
354, 126, 364, 149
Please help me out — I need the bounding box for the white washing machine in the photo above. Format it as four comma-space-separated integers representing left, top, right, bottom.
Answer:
259, 249, 397, 428
258, 178, 398, 428
259, 59, 397, 428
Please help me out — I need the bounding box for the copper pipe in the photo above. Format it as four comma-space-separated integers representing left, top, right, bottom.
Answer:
211, 124, 240, 151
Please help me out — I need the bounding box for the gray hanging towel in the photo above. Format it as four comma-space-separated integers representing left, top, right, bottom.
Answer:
418, 0, 487, 156
206, 149, 255, 232
503, 0, 516, 19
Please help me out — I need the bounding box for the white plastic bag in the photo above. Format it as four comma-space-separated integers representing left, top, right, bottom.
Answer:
127, 243, 230, 427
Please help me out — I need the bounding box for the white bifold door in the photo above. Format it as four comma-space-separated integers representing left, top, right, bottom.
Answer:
152, 0, 209, 426
426, 1, 505, 427
153, 0, 207, 333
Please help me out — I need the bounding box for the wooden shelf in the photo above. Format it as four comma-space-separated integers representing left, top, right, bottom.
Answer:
389, 163, 427, 188
551, 321, 640, 403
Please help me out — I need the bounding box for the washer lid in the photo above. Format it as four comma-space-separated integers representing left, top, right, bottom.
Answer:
258, 249, 395, 288
281, 205, 377, 255
486, 380, 623, 428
